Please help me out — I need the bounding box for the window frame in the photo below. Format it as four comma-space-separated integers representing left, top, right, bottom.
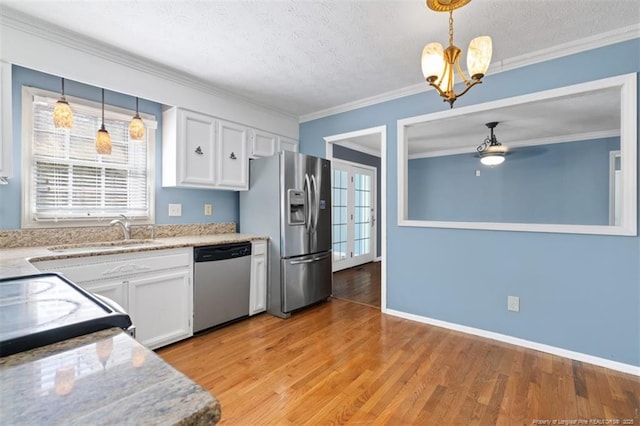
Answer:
21, 86, 157, 228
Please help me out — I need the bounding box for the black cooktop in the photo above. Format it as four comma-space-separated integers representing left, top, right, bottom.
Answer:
0, 273, 132, 357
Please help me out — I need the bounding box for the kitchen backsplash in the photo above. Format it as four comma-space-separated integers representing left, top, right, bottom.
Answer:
0, 223, 236, 249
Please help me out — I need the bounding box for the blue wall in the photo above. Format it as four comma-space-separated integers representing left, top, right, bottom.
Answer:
0, 66, 239, 229
408, 137, 620, 224
333, 144, 382, 257
299, 39, 640, 366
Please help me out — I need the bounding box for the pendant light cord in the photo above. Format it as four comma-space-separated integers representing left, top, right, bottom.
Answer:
101, 88, 105, 125
448, 10, 454, 46
61, 78, 65, 97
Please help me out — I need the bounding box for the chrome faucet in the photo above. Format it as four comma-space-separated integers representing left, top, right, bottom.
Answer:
110, 214, 131, 240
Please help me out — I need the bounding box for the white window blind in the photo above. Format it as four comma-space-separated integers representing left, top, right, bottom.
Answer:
24, 90, 155, 226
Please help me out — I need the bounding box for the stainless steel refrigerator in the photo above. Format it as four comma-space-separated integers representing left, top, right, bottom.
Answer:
240, 151, 332, 318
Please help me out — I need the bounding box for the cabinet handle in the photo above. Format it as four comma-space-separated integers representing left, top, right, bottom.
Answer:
229, 152, 237, 160
195, 146, 204, 155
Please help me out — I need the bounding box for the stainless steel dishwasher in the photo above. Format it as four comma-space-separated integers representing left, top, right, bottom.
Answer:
193, 242, 252, 333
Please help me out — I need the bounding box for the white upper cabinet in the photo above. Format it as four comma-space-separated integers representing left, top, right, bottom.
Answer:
0, 62, 13, 180
278, 136, 299, 153
217, 119, 249, 190
163, 107, 248, 190
163, 106, 297, 189
250, 129, 277, 158
249, 130, 299, 158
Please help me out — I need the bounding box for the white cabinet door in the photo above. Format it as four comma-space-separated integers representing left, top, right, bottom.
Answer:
82, 279, 128, 312
250, 129, 277, 158
278, 136, 298, 153
163, 108, 217, 188
128, 269, 192, 349
179, 109, 217, 186
217, 119, 249, 190
249, 240, 268, 315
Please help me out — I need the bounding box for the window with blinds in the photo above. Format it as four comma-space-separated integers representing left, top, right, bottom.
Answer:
22, 88, 155, 227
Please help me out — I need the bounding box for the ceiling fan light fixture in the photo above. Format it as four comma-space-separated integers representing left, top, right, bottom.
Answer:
480, 152, 505, 166
477, 121, 507, 166
422, 0, 493, 107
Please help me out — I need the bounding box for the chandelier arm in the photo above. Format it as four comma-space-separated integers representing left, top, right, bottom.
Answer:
427, 80, 447, 98
454, 59, 472, 87
453, 79, 482, 99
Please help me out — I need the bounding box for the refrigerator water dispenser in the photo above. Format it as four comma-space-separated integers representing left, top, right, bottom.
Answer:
287, 189, 306, 225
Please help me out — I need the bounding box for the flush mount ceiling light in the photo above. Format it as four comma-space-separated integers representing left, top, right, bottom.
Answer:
53, 77, 74, 129
129, 97, 145, 141
477, 121, 507, 166
95, 88, 112, 155
421, 0, 492, 108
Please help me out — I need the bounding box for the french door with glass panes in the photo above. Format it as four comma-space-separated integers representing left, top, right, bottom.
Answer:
331, 161, 376, 272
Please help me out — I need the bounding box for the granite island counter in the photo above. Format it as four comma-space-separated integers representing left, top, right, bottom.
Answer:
0, 327, 221, 425
0, 225, 269, 425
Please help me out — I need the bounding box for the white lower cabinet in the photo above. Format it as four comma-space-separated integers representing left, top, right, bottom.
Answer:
128, 269, 191, 349
82, 279, 128, 312
32, 248, 193, 350
249, 240, 267, 315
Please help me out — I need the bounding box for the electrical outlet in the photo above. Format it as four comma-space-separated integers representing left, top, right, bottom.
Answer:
168, 203, 182, 217
204, 203, 212, 216
507, 296, 520, 312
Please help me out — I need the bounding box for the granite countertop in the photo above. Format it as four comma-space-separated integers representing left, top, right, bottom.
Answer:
0, 328, 221, 425
0, 232, 266, 279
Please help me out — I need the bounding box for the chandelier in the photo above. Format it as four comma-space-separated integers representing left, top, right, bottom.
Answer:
421, 0, 492, 107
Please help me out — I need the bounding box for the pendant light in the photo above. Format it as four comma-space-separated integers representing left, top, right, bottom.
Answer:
53, 77, 74, 129
95, 88, 112, 155
129, 97, 145, 141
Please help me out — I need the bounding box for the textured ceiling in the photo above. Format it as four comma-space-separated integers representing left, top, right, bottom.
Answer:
1, 0, 639, 118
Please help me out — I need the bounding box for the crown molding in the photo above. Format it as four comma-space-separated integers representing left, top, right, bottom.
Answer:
300, 24, 640, 123
0, 7, 297, 121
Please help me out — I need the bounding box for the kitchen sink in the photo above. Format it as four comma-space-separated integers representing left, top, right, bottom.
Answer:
47, 239, 162, 253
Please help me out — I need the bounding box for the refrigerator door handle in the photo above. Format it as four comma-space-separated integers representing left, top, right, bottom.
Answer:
289, 253, 331, 265
311, 174, 320, 231
304, 173, 312, 231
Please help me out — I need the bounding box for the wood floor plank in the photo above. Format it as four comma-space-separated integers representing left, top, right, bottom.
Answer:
157, 298, 640, 425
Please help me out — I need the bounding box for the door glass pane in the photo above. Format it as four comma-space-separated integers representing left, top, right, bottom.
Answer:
332, 169, 348, 261
353, 172, 372, 257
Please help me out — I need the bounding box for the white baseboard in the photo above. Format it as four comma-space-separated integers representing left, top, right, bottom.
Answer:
385, 308, 640, 376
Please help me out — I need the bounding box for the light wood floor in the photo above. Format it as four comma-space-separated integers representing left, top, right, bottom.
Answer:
332, 262, 381, 308
158, 299, 639, 425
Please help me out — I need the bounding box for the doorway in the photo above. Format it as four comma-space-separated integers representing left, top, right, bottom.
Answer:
324, 126, 386, 310
331, 160, 376, 272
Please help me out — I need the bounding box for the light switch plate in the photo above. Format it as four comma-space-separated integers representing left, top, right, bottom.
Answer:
168, 203, 182, 217
507, 296, 520, 312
